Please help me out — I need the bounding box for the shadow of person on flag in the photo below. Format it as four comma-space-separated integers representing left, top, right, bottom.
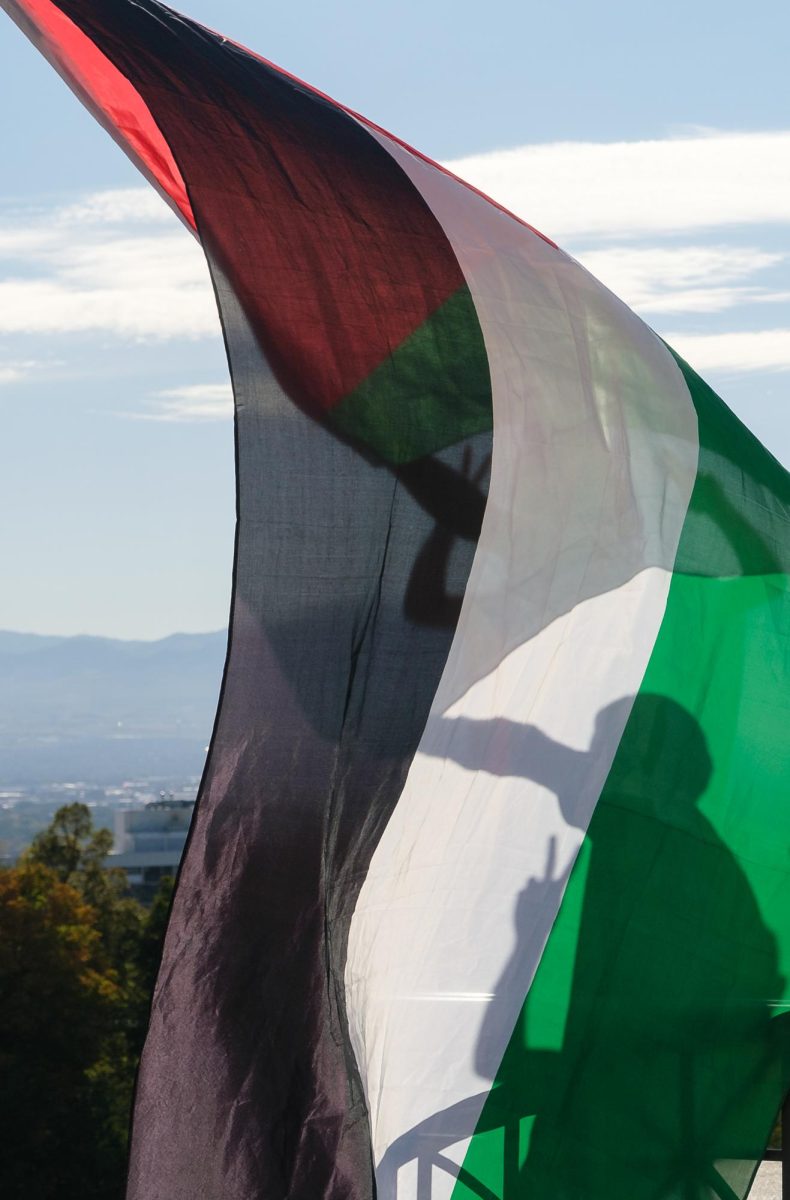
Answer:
430, 693, 787, 1200
399, 446, 490, 630
140, 282, 496, 1198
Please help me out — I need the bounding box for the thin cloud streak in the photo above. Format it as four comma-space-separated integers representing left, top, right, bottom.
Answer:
573, 245, 788, 315
58, 188, 175, 226
0, 360, 37, 385
665, 329, 790, 373
633, 289, 790, 316
130, 383, 234, 422
0, 368, 21, 384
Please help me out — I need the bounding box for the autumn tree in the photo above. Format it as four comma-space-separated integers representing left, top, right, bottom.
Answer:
1, 804, 176, 1198
0, 861, 126, 1198
26, 803, 144, 970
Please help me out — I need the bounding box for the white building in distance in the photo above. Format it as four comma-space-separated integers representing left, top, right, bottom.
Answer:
109, 793, 195, 902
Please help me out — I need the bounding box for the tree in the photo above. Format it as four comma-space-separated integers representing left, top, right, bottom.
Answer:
130, 873, 175, 1039
25, 803, 144, 970
1, 804, 175, 1198
0, 861, 126, 1199
24, 802, 111, 884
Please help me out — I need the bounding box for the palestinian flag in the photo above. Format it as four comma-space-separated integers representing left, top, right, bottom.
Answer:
4, 3, 790, 1198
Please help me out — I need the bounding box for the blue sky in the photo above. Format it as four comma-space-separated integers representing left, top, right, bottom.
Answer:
0, 0, 788, 638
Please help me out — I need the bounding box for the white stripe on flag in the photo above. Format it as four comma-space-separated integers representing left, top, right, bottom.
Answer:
345, 127, 700, 1197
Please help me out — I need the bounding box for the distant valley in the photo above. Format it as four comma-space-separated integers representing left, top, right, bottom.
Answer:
0, 629, 227, 784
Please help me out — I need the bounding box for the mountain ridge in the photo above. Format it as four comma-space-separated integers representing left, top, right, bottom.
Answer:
0, 629, 228, 783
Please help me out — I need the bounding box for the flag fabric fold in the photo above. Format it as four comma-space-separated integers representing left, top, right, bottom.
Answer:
3, 3, 789, 1198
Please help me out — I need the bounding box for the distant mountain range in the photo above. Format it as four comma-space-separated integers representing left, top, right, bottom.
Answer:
0, 630, 228, 784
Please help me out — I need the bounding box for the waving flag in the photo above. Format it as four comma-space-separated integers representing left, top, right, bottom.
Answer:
4, 3, 790, 1198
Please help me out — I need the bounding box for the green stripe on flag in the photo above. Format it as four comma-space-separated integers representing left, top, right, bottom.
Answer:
329, 284, 492, 463
451, 356, 790, 1200
670, 349, 790, 578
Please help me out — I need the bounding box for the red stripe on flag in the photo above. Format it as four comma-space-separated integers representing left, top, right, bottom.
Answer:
47, 0, 473, 416
6, 0, 195, 230
207, 31, 557, 250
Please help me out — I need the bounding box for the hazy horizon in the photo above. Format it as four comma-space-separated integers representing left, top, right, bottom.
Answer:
0, 626, 228, 643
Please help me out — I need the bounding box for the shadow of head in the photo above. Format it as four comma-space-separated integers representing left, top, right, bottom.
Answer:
592, 693, 712, 820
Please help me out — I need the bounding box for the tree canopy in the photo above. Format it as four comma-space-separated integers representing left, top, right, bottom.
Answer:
0, 804, 174, 1199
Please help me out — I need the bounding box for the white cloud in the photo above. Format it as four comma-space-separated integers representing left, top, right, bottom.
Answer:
57, 188, 174, 226
571, 245, 788, 314
0, 130, 788, 373
0, 222, 217, 339
0, 188, 174, 256
664, 329, 790, 373
446, 133, 790, 371
446, 130, 790, 239
0, 226, 58, 256
0, 273, 217, 339
0, 186, 214, 340
134, 383, 234, 422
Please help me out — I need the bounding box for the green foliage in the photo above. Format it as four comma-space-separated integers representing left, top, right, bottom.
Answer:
26, 802, 112, 880
133, 873, 175, 992
1, 804, 174, 1199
